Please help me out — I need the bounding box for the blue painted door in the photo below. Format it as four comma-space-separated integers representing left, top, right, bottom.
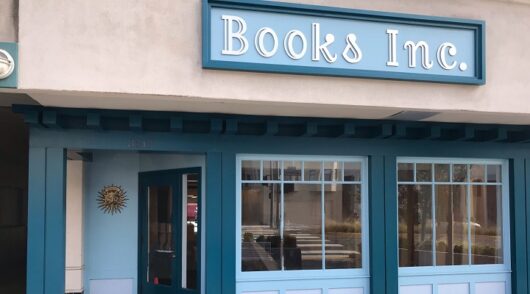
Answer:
139, 168, 202, 294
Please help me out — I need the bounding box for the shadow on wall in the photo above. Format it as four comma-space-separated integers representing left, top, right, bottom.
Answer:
0, 108, 29, 294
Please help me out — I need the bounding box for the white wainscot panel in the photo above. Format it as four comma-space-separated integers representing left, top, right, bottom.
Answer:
243, 292, 279, 294
286, 290, 322, 294
475, 282, 506, 294
329, 288, 364, 294
400, 284, 432, 294
438, 283, 469, 294
89, 279, 133, 294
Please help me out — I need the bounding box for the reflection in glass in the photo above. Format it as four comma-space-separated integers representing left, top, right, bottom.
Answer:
284, 184, 322, 270
344, 162, 361, 182
471, 185, 503, 265
453, 164, 468, 182
242, 160, 260, 181
304, 162, 322, 181
324, 161, 341, 181
263, 160, 281, 181
148, 186, 173, 285
398, 185, 433, 267
435, 185, 468, 266
398, 163, 414, 182
183, 174, 199, 289
416, 163, 432, 182
435, 164, 450, 182
487, 165, 502, 183
241, 184, 281, 271
325, 184, 362, 269
284, 161, 302, 181
470, 165, 485, 183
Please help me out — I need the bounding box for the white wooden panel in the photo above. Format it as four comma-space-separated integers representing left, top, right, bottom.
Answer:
475, 282, 506, 294
438, 283, 469, 294
89, 279, 133, 294
400, 284, 432, 294
329, 288, 364, 294
286, 290, 322, 294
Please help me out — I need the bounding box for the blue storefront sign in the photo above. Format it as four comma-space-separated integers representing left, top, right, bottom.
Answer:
203, 0, 485, 84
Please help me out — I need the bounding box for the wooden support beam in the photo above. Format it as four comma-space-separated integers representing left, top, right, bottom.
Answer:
225, 119, 238, 135
86, 113, 101, 130
129, 115, 142, 131
266, 121, 279, 136
170, 117, 183, 132
303, 122, 318, 137
42, 111, 60, 129
210, 119, 223, 134
340, 123, 356, 137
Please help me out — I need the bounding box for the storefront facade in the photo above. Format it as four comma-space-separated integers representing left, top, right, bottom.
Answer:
2, 0, 530, 294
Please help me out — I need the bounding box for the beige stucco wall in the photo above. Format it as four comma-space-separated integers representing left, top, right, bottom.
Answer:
0, 0, 17, 42
10, 0, 530, 123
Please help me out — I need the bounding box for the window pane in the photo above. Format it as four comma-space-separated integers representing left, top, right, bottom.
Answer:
183, 174, 199, 289
398, 185, 433, 267
325, 184, 362, 269
304, 162, 322, 181
148, 186, 173, 285
242, 160, 260, 181
324, 161, 341, 181
398, 163, 414, 182
435, 185, 468, 266
471, 185, 503, 265
487, 165, 502, 183
241, 184, 281, 271
416, 164, 432, 182
453, 164, 468, 182
435, 164, 450, 182
344, 162, 361, 182
470, 165, 486, 183
263, 160, 281, 181
284, 184, 322, 270
284, 161, 302, 181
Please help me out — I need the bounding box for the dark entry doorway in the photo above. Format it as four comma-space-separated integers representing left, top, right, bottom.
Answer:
139, 168, 201, 294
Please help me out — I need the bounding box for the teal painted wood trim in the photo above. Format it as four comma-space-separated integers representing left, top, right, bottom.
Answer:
369, 155, 386, 294
44, 148, 66, 294
26, 147, 46, 294
222, 153, 236, 294
203, 0, 486, 85
510, 158, 527, 294
0, 42, 18, 88
524, 157, 530, 294
384, 156, 399, 294
206, 152, 223, 293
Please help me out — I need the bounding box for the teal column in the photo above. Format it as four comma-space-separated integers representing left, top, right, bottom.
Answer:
369, 156, 386, 294
222, 153, 236, 294
511, 158, 528, 294
44, 148, 67, 294
384, 156, 398, 294
206, 152, 223, 293
27, 147, 46, 294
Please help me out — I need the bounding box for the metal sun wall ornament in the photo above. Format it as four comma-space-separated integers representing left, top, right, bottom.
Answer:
97, 185, 128, 215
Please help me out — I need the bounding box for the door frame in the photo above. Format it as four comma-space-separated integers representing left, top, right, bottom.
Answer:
138, 167, 203, 294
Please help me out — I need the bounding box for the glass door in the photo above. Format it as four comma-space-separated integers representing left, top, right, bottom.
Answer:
139, 168, 201, 294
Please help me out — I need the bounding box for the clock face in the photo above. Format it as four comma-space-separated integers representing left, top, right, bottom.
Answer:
97, 185, 128, 215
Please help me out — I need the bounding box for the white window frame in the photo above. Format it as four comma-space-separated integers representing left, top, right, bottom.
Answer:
396, 157, 511, 277
236, 154, 370, 282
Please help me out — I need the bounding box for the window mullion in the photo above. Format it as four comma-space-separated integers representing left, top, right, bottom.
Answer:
280, 161, 285, 271
321, 160, 326, 270
432, 164, 437, 267
466, 165, 472, 265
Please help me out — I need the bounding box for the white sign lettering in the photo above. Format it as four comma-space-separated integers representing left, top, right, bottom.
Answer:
221, 14, 470, 73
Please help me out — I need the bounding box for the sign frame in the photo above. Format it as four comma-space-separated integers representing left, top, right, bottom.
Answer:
202, 0, 485, 85
0, 42, 18, 89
